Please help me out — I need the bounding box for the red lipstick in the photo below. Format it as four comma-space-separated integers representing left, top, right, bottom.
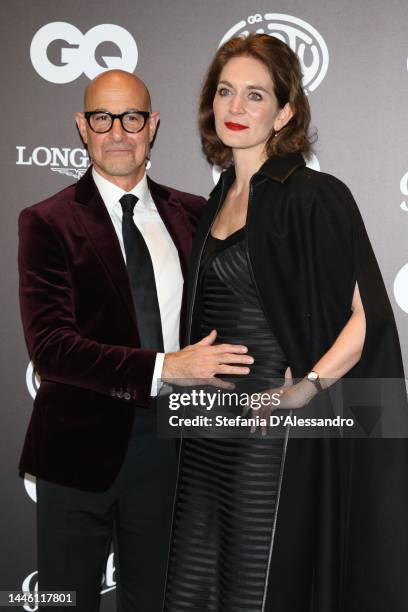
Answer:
225, 122, 249, 131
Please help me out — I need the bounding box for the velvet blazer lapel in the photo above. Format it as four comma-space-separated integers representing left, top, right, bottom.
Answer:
72, 168, 192, 335
73, 167, 136, 321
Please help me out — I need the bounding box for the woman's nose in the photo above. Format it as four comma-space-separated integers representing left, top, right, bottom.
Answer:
229, 94, 245, 114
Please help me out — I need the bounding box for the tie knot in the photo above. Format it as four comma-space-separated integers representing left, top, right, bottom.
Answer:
120, 194, 139, 214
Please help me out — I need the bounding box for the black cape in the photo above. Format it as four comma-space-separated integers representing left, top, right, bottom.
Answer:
183, 153, 408, 611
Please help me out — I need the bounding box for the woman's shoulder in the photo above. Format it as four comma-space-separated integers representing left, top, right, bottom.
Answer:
290, 165, 352, 196
286, 165, 357, 216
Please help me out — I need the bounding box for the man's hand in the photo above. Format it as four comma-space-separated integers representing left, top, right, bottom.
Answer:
162, 330, 253, 387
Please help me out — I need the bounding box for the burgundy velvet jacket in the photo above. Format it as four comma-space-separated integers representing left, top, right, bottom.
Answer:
18, 167, 205, 491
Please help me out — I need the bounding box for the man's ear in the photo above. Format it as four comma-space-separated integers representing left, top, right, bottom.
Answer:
273, 103, 294, 132
148, 111, 160, 143
75, 112, 88, 145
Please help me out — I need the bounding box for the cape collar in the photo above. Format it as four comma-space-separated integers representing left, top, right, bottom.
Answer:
212, 151, 306, 196
256, 151, 306, 182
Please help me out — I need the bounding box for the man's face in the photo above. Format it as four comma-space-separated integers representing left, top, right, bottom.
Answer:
76, 72, 159, 187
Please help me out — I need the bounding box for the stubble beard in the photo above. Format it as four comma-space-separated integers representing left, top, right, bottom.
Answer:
96, 154, 143, 178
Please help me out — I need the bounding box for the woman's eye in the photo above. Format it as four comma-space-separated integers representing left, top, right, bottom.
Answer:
217, 87, 230, 96
249, 92, 262, 101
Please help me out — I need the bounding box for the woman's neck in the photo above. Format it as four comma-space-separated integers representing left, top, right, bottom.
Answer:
232, 147, 267, 193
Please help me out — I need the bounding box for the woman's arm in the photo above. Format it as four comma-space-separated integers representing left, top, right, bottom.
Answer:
310, 281, 365, 381
248, 283, 365, 432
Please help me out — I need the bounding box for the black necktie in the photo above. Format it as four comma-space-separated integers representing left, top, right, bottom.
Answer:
120, 194, 164, 351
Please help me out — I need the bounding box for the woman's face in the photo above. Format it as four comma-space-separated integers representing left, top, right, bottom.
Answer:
213, 55, 292, 157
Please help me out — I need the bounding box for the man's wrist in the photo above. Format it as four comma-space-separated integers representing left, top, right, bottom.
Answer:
162, 352, 176, 380
150, 353, 165, 397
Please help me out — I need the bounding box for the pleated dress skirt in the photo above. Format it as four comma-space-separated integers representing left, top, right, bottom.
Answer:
164, 229, 290, 612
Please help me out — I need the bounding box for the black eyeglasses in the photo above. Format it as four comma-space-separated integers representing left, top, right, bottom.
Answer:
84, 110, 151, 134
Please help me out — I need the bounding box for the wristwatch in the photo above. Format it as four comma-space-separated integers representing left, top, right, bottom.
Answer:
306, 370, 323, 392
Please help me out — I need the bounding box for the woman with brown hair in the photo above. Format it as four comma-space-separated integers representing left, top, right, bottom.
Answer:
163, 34, 408, 611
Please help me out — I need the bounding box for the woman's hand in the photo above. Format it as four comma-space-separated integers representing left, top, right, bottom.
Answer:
243, 368, 318, 434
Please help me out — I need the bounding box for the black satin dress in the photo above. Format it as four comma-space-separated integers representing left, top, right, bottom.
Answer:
164, 228, 290, 612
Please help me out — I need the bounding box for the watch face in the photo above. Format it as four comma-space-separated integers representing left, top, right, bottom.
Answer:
308, 371, 319, 381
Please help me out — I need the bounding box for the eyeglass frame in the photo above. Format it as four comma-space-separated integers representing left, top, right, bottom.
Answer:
84, 110, 151, 134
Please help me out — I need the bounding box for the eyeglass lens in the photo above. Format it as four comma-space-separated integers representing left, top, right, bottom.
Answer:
89, 112, 146, 133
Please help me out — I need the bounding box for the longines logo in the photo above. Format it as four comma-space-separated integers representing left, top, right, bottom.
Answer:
30, 22, 138, 83
212, 154, 320, 185
219, 13, 329, 93
21, 555, 116, 611
16, 146, 89, 179
400, 170, 408, 211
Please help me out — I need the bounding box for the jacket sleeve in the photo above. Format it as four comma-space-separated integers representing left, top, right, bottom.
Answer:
312, 174, 404, 378
18, 207, 156, 405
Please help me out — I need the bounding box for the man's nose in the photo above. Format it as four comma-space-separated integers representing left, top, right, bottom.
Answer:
111, 117, 125, 140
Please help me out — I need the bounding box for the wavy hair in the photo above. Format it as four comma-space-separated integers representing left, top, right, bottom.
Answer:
199, 34, 315, 168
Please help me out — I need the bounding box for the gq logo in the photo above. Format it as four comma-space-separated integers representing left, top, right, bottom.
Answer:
21, 554, 116, 611
21, 571, 38, 611
219, 13, 329, 93
26, 361, 41, 400
394, 171, 408, 315
23, 362, 40, 505
394, 263, 408, 315
400, 170, 408, 212
30, 22, 138, 83
24, 474, 37, 503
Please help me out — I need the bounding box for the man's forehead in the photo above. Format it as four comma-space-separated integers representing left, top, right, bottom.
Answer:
84, 71, 150, 109
86, 86, 147, 108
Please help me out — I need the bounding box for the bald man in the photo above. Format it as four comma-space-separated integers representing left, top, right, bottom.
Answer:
18, 70, 252, 611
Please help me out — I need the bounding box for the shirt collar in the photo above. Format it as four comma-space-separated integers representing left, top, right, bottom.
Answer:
92, 167, 153, 214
